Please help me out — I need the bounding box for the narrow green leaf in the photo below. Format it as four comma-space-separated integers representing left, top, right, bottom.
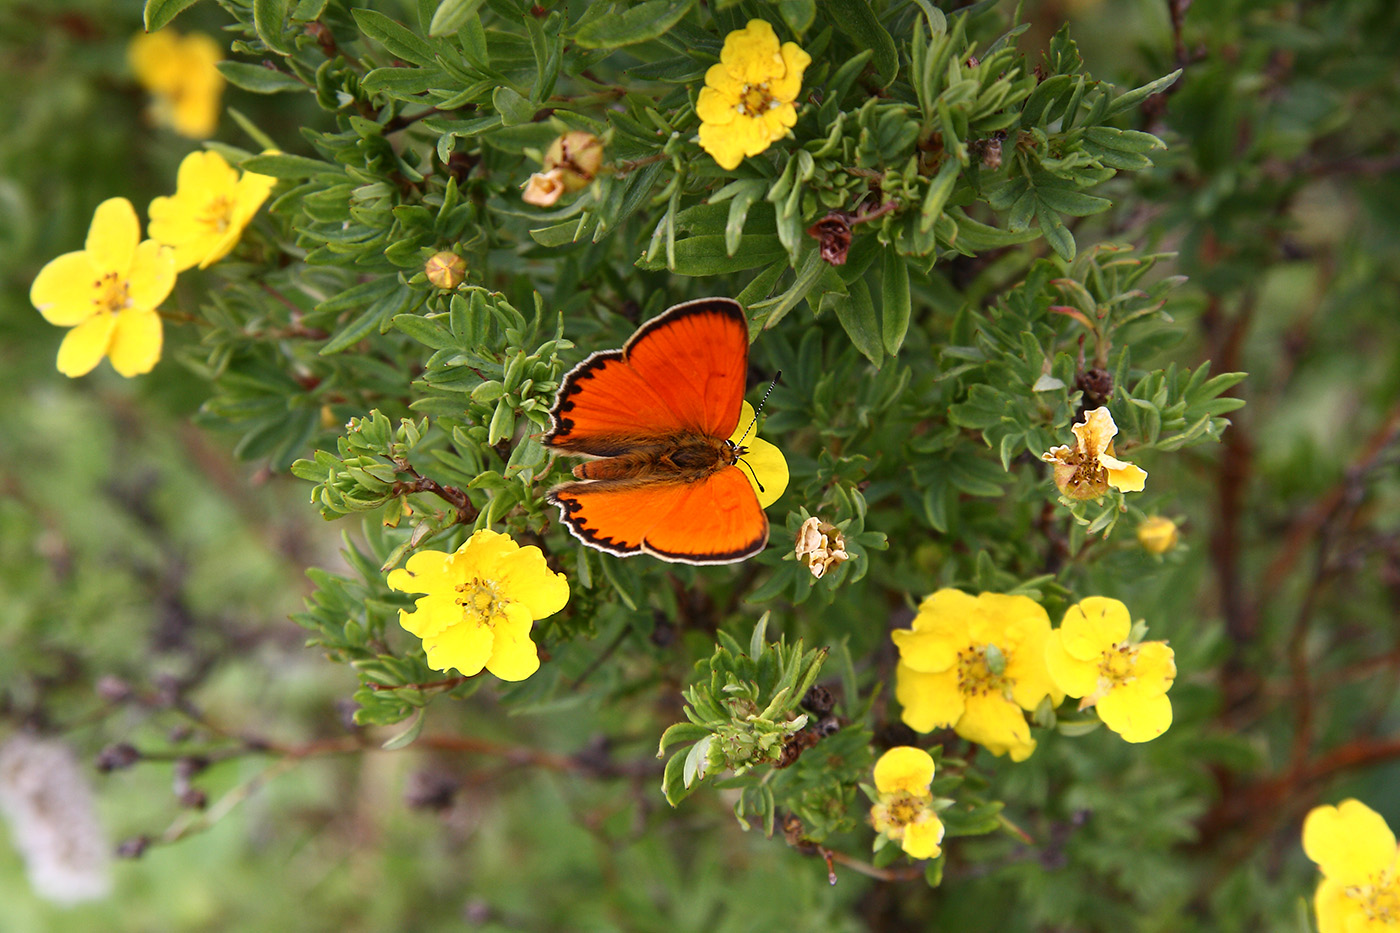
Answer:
241, 152, 339, 179
143, 0, 204, 31
881, 248, 911, 355
573, 0, 697, 50
352, 8, 437, 66
826, 0, 898, 88
1104, 69, 1181, 118
428, 0, 485, 37
380, 708, 425, 749
253, 0, 292, 55
920, 156, 961, 232
1037, 206, 1076, 261
830, 276, 883, 366
634, 235, 787, 275
1035, 186, 1111, 217
217, 61, 304, 94
493, 85, 535, 125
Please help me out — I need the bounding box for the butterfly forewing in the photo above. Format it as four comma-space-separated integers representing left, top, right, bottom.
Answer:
544, 298, 749, 455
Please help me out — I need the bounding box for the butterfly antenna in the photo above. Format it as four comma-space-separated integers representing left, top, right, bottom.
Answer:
738, 457, 765, 494
734, 371, 781, 446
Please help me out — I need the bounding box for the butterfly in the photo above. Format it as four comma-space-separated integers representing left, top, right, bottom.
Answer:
543, 297, 785, 564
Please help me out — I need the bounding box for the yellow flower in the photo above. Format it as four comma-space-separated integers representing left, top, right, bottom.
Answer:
128, 30, 225, 139
696, 20, 811, 170
29, 198, 175, 378
1137, 516, 1179, 554
1041, 407, 1147, 500
1043, 596, 1175, 743
1303, 799, 1400, 933
893, 590, 1063, 762
869, 747, 945, 860
148, 151, 276, 271
387, 529, 569, 682
731, 400, 788, 508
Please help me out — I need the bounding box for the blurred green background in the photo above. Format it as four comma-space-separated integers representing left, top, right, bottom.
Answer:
3, 0, 1400, 930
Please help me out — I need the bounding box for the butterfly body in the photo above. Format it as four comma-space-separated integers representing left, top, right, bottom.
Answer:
543, 298, 771, 565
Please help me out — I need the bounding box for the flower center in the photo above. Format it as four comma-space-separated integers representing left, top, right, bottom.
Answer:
91, 271, 131, 315
200, 195, 235, 234
455, 578, 500, 626
736, 81, 777, 117
1097, 643, 1138, 687
957, 644, 1009, 697
1347, 870, 1400, 922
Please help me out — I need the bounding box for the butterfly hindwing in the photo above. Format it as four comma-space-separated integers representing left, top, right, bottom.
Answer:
545, 298, 749, 456
549, 466, 767, 565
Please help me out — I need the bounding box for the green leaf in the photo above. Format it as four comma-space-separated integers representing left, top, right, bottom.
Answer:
353, 8, 438, 66
920, 156, 961, 232
143, 0, 203, 30
428, 0, 486, 37
1104, 69, 1181, 118
573, 0, 697, 50
827, 0, 898, 88
492, 86, 536, 126
1037, 208, 1076, 261
217, 61, 305, 94
881, 248, 911, 355
241, 152, 340, 179
1035, 186, 1111, 217
777, 0, 816, 34
634, 235, 787, 275
829, 275, 883, 366
381, 708, 426, 749
253, 0, 292, 55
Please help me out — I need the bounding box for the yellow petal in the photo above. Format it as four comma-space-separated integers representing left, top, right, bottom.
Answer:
900, 812, 945, 860
1104, 459, 1147, 492
698, 121, 747, 170
107, 310, 163, 377
457, 528, 519, 576
195, 230, 244, 270
768, 42, 811, 102
891, 628, 959, 673
30, 251, 102, 326
912, 588, 980, 632
735, 114, 779, 158
86, 198, 140, 274
420, 619, 493, 676
129, 31, 180, 89
1133, 641, 1176, 694
721, 20, 783, 85
1043, 629, 1099, 698
1071, 406, 1118, 460
872, 746, 935, 795
485, 603, 541, 681
1095, 681, 1172, 742
126, 240, 176, 309
895, 664, 964, 733
1311, 877, 1350, 933
956, 692, 1035, 759
232, 168, 276, 223
1303, 800, 1397, 883
1059, 596, 1132, 660
55, 314, 117, 377
179, 149, 239, 195
494, 548, 569, 619
760, 103, 798, 137
388, 548, 454, 595
696, 85, 738, 125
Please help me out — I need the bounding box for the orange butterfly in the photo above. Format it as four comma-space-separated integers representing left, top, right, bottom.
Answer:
543, 298, 786, 564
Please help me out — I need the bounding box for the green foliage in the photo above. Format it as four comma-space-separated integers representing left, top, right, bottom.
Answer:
8, 0, 1400, 929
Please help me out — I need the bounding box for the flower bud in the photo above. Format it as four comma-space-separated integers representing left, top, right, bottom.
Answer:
543, 131, 604, 192
795, 516, 850, 580
1137, 516, 1179, 555
521, 168, 565, 207
424, 250, 466, 290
